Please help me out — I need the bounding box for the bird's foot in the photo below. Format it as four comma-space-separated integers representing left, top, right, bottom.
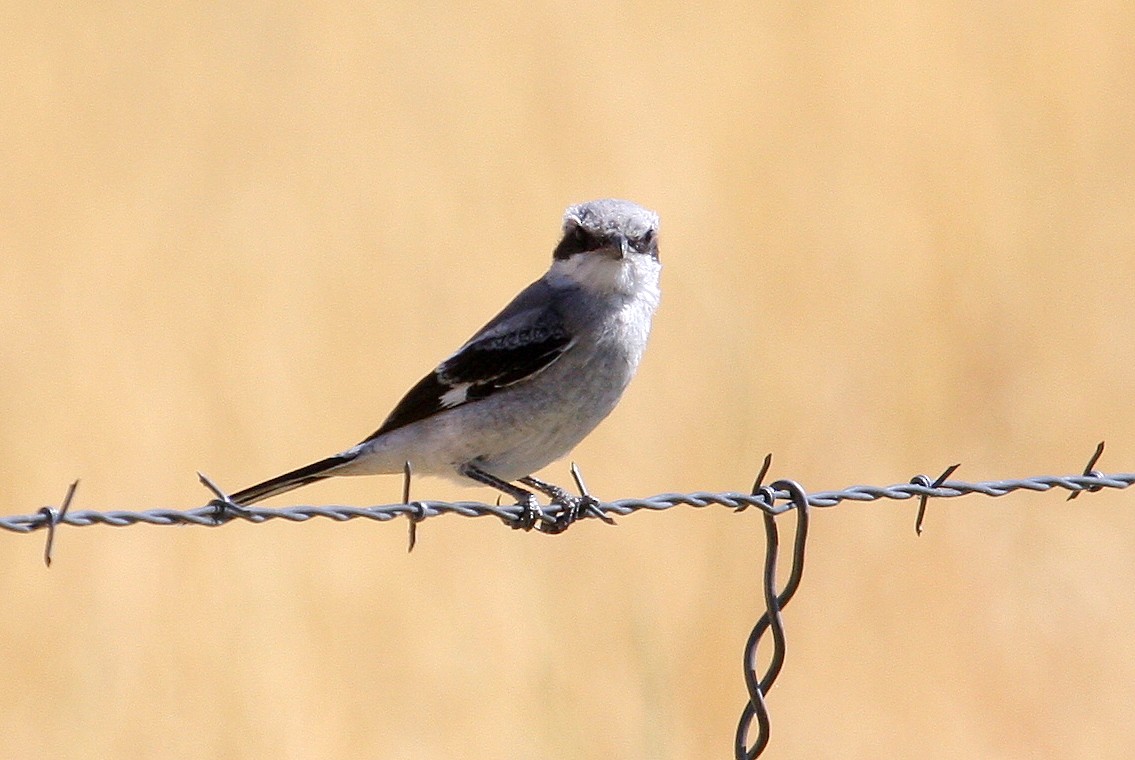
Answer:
545, 494, 614, 534
510, 493, 546, 532
519, 472, 614, 534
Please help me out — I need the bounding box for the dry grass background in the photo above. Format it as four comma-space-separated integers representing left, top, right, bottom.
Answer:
2, 2, 1134, 758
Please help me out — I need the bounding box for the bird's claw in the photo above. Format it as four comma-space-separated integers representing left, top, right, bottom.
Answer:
510, 494, 545, 531
544, 494, 610, 534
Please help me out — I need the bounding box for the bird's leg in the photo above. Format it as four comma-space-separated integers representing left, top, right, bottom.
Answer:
460, 464, 545, 531
518, 475, 573, 504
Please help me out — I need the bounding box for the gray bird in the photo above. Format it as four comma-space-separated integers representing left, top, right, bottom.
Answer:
226, 199, 661, 517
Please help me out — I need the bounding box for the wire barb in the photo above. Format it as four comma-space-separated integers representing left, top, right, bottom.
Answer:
912, 463, 962, 535
403, 461, 420, 552
40, 480, 79, 567
570, 461, 615, 526
197, 471, 251, 524
1068, 441, 1106, 501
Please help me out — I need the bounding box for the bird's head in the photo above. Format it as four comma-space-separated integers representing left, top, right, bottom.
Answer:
549, 199, 661, 297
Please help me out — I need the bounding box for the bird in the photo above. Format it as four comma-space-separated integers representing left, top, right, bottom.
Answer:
225, 199, 661, 519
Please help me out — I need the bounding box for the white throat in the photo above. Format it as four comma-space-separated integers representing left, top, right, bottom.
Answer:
548, 253, 661, 306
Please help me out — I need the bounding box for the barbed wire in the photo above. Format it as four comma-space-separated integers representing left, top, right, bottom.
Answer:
5, 461, 1128, 537
2, 444, 1130, 757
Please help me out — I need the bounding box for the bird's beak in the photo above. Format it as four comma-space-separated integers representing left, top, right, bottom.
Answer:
618, 236, 631, 259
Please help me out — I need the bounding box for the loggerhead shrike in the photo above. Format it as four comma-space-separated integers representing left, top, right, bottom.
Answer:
225, 199, 661, 521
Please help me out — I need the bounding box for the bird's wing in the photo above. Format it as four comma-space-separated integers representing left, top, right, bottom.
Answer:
361, 290, 573, 442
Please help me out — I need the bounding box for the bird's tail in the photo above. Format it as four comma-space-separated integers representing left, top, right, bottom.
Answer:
227, 453, 355, 506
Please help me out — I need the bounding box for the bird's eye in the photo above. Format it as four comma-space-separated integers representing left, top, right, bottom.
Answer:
553, 225, 600, 260
641, 229, 655, 246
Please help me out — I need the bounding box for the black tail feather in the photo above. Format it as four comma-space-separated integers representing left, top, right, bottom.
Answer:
228, 454, 354, 506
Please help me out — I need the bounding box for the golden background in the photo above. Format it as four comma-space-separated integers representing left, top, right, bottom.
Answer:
3, 2, 1134, 758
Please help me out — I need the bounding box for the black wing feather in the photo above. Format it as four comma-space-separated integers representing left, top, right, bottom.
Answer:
362, 315, 571, 441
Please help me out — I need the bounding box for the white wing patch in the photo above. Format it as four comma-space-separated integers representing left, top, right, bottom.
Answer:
440, 382, 472, 408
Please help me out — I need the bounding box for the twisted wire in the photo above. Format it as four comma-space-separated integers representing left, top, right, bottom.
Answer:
3, 471, 1130, 534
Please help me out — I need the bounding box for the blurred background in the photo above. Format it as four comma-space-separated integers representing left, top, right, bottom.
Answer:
3, 2, 1134, 757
